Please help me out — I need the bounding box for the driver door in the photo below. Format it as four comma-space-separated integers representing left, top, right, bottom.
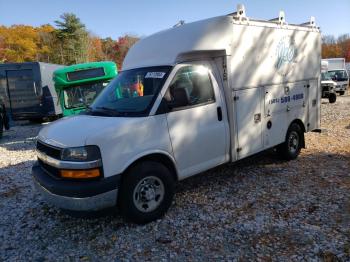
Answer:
164, 63, 228, 179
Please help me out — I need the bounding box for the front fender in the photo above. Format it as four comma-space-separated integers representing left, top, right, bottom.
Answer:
120, 149, 178, 176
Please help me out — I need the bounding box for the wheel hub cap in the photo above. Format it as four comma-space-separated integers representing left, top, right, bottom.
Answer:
288, 131, 299, 153
141, 186, 156, 201
133, 176, 165, 213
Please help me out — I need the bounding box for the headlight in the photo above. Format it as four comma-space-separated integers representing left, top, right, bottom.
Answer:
61, 146, 101, 162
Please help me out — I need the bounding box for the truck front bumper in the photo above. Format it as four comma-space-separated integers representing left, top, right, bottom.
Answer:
335, 85, 347, 92
32, 162, 121, 211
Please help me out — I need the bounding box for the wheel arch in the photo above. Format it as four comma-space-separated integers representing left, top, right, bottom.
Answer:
121, 151, 179, 182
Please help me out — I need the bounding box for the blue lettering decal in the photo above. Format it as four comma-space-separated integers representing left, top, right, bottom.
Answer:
275, 36, 297, 69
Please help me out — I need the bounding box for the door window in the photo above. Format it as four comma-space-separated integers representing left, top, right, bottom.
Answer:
165, 65, 215, 110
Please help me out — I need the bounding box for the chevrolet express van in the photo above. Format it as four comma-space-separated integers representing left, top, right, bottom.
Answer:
32, 5, 321, 224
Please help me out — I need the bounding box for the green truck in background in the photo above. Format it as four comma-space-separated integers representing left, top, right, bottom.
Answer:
53, 61, 118, 116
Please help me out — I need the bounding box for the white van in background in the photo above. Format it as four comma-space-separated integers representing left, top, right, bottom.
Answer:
322, 58, 349, 95
32, 5, 321, 224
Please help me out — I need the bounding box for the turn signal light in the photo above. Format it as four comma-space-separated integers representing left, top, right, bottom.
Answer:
60, 169, 101, 179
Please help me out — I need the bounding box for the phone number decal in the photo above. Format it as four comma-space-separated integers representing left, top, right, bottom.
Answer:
269, 93, 304, 105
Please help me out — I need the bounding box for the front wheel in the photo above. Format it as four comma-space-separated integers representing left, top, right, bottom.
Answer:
119, 161, 175, 224
328, 93, 337, 104
277, 123, 303, 160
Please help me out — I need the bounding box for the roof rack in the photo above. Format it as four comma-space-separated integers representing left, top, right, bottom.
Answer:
232, 4, 249, 22
299, 16, 317, 28
269, 11, 287, 25
173, 20, 185, 28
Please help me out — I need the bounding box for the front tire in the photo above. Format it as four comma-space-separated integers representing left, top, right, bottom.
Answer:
119, 161, 175, 224
328, 93, 336, 103
277, 123, 303, 160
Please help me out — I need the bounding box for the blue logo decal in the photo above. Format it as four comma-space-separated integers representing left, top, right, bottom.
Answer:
275, 37, 297, 69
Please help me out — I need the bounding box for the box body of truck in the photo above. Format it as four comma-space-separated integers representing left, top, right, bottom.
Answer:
32, 7, 321, 223
0, 62, 63, 121
123, 14, 321, 163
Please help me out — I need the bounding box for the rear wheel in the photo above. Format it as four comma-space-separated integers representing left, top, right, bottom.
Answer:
339, 91, 345, 96
328, 93, 336, 103
277, 123, 303, 160
119, 161, 175, 224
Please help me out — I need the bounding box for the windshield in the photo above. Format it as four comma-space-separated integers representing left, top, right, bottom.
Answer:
90, 66, 172, 116
328, 70, 349, 82
64, 82, 108, 109
321, 72, 332, 81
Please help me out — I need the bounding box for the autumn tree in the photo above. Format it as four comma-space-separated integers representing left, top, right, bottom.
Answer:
0, 25, 39, 62
87, 36, 105, 62
36, 24, 56, 62
101, 37, 117, 62
337, 34, 350, 62
0, 24, 57, 63
0, 13, 139, 66
0, 29, 5, 62
322, 34, 350, 62
113, 35, 139, 69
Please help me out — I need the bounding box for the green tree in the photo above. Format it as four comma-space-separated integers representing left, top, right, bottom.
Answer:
54, 13, 89, 65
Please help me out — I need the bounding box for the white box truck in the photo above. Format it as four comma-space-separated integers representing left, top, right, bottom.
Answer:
322, 58, 349, 95
32, 5, 321, 224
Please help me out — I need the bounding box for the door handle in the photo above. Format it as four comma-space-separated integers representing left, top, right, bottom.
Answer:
33, 82, 37, 96
217, 106, 222, 121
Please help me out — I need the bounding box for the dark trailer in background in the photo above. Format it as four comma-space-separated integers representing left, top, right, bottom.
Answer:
0, 62, 63, 121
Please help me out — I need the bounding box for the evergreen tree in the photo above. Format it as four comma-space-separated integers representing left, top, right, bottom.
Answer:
54, 13, 89, 65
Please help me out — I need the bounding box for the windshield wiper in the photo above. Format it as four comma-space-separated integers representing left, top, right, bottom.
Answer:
67, 104, 85, 109
93, 106, 121, 116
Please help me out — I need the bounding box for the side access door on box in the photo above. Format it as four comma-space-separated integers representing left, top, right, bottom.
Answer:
307, 79, 320, 131
233, 87, 264, 160
263, 82, 308, 148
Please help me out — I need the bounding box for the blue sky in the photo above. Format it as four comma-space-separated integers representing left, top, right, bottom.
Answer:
0, 0, 349, 39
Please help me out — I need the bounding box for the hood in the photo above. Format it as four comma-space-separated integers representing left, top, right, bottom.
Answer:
38, 115, 142, 148
321, 80, 336, 85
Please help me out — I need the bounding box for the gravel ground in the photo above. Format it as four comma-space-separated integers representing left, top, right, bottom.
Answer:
0, 95, 349, 261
